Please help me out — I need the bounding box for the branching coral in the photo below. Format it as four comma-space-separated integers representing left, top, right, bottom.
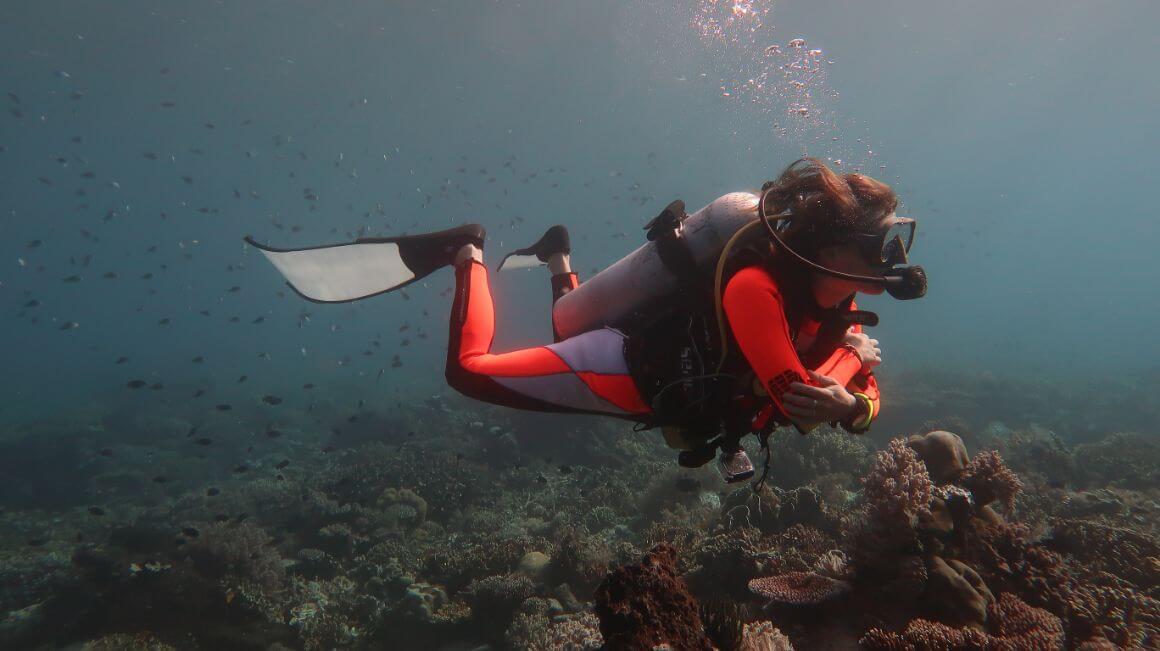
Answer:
853, 438, 933, 569
1072, 432, 1160, 490
185, 521, 287, 593
860, 593, 1062, 650
961, 450, 1023, 512
462, 573, 536, 634
1046, 519, 1160, 591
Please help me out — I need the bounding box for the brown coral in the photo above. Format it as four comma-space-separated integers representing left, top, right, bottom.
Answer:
860, 619, 991, 650
925, 556, 994, 630
860, 593, 1063, 650
988, 592, 1064, 650
747, 571, 850, 605
593, 544, 712, 651
1046, 519, 1160, 591
907, 430, 970, 485
961, 450, 1023, 511
854, 439, 934, 570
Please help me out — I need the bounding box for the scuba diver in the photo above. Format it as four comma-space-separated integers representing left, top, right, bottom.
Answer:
245, 157, 926, 484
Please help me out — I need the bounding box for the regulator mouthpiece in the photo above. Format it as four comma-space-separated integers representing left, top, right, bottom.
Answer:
883, 265, 927, 300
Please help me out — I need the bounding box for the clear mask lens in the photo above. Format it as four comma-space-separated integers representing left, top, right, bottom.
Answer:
879, 221, 914, 264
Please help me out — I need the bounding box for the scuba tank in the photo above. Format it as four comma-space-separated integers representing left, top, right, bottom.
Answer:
552, 192, 764, 340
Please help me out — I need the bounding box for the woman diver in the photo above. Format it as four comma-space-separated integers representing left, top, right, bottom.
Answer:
246, 157, 925, 484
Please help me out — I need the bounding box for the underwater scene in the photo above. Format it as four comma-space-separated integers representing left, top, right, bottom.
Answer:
2, 1, 1158, 649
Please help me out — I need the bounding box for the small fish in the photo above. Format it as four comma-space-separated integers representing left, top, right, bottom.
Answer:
215, 404, 232, 411
235, 512, 250, 523
152, 475, 168, 483
87, 506, 106, 516
97, 448, 114, 457
302, 383, 315, 389
262, 395, 282, 405
237, 375, 247, 383
233, 464, 248, 473
24, 299, 40, 308
149, 382, 164, 390
674, 477, 701, 493
206, 487, 220, 496
126, 379, 147, 389
275, 459, 289, 470
62, 275, 82, 283
558, 465, 573, 475
195, 437, 213, 446
114, 356, 128, 364
192, 389, 205, 397
265, 428, 282, 438
181, 527, 200, 538
192, 356, 204, 363
26, 538, 48, 547
213, 514, 230, 522
59, 321, 80, 330
157, 318, 170, 326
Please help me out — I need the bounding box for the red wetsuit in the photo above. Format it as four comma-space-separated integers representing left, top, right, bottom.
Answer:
445, 259, 880, 432
722, 265, 880, 432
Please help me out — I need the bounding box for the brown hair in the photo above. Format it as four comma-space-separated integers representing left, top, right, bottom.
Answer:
760, 157, 898, 259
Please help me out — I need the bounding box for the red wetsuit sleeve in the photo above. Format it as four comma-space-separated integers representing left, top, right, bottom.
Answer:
722, 266, 813, 422
812, 299, 882, 428
813, 299, 866, 386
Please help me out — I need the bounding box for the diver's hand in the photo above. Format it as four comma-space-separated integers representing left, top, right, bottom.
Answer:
782, 370, 858, 424
843, 331, 881, 373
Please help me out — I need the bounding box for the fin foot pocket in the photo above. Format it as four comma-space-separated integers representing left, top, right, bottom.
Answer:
497, 224, 570, 271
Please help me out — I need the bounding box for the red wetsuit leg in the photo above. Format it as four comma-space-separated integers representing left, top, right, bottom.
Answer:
446, 261, 649, 417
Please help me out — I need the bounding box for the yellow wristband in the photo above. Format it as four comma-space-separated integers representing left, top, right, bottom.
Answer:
851, 392, 874, 429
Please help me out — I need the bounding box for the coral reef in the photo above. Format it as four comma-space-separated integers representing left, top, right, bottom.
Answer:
747, 571, 850, 605
961, 450, 1024, 512
1, 383, 1156, 650
593, 543, 712, 651
861, 593, 1063, 650
906, 430, 970, 485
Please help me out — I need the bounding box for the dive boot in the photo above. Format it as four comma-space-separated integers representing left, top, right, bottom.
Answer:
244, 223, 485, 303
497, 224, 570, 271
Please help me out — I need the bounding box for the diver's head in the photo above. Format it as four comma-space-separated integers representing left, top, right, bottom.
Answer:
759, 157, 920, 303
815, 212, 915, 297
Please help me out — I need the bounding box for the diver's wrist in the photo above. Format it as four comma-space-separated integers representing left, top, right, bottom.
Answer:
842, 390, 861, 419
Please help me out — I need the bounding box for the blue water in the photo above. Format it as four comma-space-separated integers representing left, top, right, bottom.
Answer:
2, 0, 1157, 454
